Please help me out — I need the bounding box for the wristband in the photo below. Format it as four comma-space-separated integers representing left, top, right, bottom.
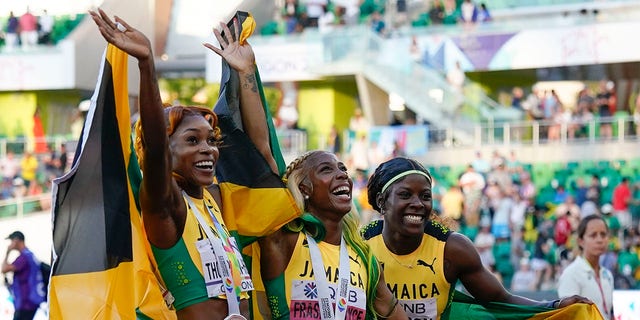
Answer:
545, 299, 561, 309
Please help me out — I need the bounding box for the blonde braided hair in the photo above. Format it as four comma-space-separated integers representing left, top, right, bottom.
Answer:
282, 150, 317, 211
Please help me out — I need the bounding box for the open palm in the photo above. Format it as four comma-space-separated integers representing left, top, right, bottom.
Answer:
89, 9, 152, 60
204, 20, 255, 74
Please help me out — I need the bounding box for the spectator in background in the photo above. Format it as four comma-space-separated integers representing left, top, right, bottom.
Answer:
283, 0, 300, 34
459, 164, 486, 227
511, 258, 537, 292
277, 96, 299, 129
5, 11, 20, 50
553, 185, 569, 205
446, 60, 465, 92
38, 9, 54, 45
558, 215, 613, 320
612, 177, 633, 237
574, 177, 589, 207
349, 107, 370, 137
1, 151, 20, 186
459, 0, 477, 24
471, 150, 490, 177
328, 125, 342, 157
511, 87, 524, 110
601, 204, 621, 251
428, 0, 444, 25
555, 195, 580, 228
303, 0, 327, 27
19, 7, 38, 49
522, 84, 544, 121
370, 11, 386, 35
554, 211, 573, 248
492, 189, 513, 239
442, 0, 460, 25
531, 231, 554, 290
317, 4, 335, 33
475, 222, 496, 268
476, 3, 491, 22
349, 133, 370, 173
580, 190, 600, 218
574, 87, 595, 138
441, 185, 464, 228
505, 150, 522, 174
333, 0, 359, 26
57, 144, 68, 175
519, 172, 537, 203
596, 80, 614, 140
616, 240, 639, 289
19, 151, 38, 192
2, 231, 45, 320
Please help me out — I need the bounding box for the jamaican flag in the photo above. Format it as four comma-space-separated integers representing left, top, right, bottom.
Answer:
213, 11, 300, 245
447, 290, 603, 319
49, 45, 175, 319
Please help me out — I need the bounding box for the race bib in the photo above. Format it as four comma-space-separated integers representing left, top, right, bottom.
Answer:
197, 238, 225, 297
289, 280, 366, 320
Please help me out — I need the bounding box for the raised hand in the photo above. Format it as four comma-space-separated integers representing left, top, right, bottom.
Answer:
203, 18, 255, 74
89, 9, 152, 60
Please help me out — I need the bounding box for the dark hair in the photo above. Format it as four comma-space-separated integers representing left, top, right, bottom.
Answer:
367, 157, 431, 212
6, 231, 24, 241
577, 214, 608, 239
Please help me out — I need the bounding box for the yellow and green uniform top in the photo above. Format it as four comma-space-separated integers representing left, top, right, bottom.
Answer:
262, 232, 369, 320
363, 219, 454, 320
150, 190, 250, 311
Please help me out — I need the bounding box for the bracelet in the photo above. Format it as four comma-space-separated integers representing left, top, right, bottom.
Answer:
554, 298, 562, 308
545, 299, 561, 309
382, 296, 399, 318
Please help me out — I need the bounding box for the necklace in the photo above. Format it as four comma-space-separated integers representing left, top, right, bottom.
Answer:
388, 250, 416, 269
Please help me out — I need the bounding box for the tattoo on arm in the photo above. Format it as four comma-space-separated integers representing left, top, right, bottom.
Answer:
242, 73, 258, 93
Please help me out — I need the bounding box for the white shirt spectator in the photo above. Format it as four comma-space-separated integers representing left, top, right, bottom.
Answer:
558, 256, 614, 320
474, 228, 495, 267
459, 169, 485, 195
305, 0, 328, 18
511, 261, 537, 292
0, 154, 20, 180
39, 11, 54, 33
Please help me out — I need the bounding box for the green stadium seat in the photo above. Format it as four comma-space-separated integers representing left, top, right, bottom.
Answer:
597, 160, 611, 170
493, 240, 512, 258
630, 159, 640, 171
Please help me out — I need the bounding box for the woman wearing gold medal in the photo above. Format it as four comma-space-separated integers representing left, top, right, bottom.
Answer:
256, 151, 407, 319
90, 9, 275, 320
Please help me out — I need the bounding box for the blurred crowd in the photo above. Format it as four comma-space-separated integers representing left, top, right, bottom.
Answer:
1, 7, 55, 51
261, 0, 492, 36
510, 79, 640, 140
0, 145, 70, 202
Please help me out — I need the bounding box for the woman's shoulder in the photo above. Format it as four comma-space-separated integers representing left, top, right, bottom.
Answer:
360, 219, 452, 242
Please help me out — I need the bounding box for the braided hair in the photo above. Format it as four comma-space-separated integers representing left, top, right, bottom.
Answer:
282, 150, 382, 319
